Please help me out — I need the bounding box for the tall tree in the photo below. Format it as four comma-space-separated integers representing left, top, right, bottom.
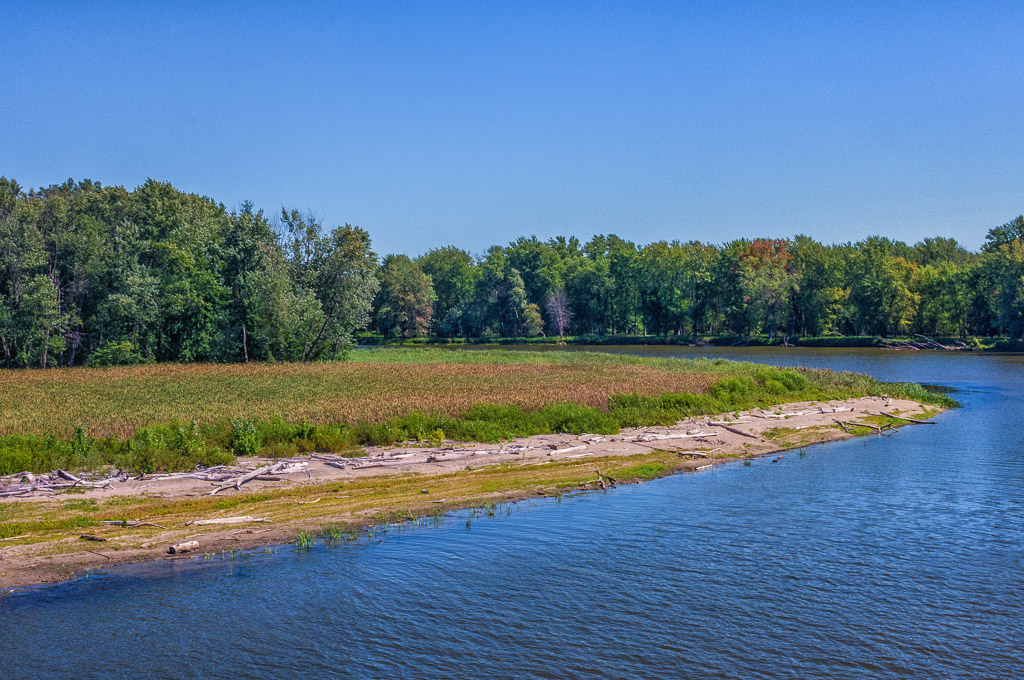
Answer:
373, 254, 436, 338
417, 246, 477, 336
280, 211, 378, 361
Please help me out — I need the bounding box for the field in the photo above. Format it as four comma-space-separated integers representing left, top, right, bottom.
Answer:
0, 348, 955, 474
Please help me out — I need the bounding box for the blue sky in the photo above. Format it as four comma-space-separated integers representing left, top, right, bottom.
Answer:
2, 1, 1022, 255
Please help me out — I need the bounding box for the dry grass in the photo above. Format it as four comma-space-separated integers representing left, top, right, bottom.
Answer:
0, 352, 717, 437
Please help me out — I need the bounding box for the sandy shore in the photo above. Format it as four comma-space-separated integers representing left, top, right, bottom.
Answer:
0, 396, 939, 591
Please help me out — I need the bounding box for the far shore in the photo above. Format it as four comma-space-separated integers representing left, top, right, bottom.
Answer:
0, 395, 942, 592
357, 334, 1024, 352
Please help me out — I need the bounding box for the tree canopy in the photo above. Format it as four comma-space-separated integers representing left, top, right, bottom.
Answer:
1, 175, 1022, 369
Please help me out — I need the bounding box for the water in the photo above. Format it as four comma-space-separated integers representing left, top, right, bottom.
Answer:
2, 349, 1023, 679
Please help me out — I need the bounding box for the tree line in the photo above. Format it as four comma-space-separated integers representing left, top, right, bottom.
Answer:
1, 177, 1022, 368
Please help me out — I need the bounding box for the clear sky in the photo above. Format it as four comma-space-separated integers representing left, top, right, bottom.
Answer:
2, 1, 1022, 255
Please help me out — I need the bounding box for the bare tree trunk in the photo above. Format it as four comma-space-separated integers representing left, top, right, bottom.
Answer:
242, 324, 249, 363
41, 322, 51, 368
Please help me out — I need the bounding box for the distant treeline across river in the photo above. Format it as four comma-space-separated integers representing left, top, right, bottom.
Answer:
2, 176, 1023, 368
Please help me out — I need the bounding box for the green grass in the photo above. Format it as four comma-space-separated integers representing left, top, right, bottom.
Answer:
615, 463, 668, 479
0, 349, 956, 475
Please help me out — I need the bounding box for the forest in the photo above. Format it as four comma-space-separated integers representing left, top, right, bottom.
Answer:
1, 176, 1023, 368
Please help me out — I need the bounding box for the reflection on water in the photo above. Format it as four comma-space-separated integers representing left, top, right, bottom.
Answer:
2, 349, 1023, 679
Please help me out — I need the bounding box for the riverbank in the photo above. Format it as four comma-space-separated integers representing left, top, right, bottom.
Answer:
358, 334, 1024, 352
0, 395, 942, 591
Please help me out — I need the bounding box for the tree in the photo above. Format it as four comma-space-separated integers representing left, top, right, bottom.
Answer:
417, 246, 477, 336
849, 237, 919, 336
373, 255, 436, 338
545, 288, 572, 336
737, 239, 799, 337
282, 214, 378, 361
983, 216, 1024, 253
475, 247, 533, 337
989, 239, 1024, 339
790, 236, 851, 336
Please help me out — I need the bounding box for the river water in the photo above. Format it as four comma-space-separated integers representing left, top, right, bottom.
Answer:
2, 348, 1022, 679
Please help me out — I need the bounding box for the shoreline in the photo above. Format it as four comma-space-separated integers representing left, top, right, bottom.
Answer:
357, 335, 1024, 352
0, 396, 941, 592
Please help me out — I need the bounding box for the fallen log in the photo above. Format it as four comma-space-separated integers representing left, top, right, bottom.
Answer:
594, 469, 616, 489
79, 534, 106, 542
54, 470, 111, 489
833, 419, 851, 433
0, 471, 35, 483
184, 516, 269, 526
552, 445, 587, 455
100, 520, 168, 529
168, 540, 199, 554
209, 462, 287, 495
712, 423, 761, 440
56, 469, 84, 484
630, 431, 716, 442
881, 411, 936, 425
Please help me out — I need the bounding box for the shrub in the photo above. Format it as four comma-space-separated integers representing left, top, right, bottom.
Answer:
87, 340, 145, 367
230, 420, 261, 456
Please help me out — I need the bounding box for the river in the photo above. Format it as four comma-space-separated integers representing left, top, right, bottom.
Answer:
2, 348, 1022, 679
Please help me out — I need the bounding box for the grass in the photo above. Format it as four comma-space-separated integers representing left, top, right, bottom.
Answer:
615, 463, 668, 479
0, 348, 956, 475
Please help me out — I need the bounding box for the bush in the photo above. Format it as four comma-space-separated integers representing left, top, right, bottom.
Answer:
230, 420, 261, 456
87, 340, 145, 367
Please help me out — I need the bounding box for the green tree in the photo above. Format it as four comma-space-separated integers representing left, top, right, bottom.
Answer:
989, 240, 1024, 339
737, 239, 799, 337
849, 237, 919, 336
280, 211, 378, 361
373, 254, 436, 338
982, 216, 1024, 253
417, 246, 477, 336
475, 247, 534, 337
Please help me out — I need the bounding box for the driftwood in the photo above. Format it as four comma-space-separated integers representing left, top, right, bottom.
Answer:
101, 520, 168, 529
57, 469, 84, 484
79, 534, 106, 542
594, 469, 616, 490
209, 462, 287, 495
712, 423, 761, 440
881, 411, 936, 425
168, 540, 199, 554
0, 471, 35, 483
879, 335, 971, 352
630, 431, 716, 442
833, 419, 851, 433
184, 516, 269, 526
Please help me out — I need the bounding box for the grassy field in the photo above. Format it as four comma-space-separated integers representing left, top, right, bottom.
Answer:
0, 348, 955, 475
